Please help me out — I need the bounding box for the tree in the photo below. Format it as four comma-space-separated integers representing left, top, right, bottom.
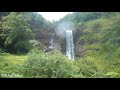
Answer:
1, 12, 34, 53
28, 12, 46, 32
0, 12, 10, 50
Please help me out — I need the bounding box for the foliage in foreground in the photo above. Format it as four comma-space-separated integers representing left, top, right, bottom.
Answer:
20, 48, 119, 78
20, 49, 75, 78
0, 51, 119, 78
0, 52, 27, 78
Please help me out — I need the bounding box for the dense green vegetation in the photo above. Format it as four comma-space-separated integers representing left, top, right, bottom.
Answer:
0, 52, 27, 78
0, 12, 120, 78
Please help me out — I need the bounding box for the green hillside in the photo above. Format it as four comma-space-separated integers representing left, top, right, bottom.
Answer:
0, 12, 120, 78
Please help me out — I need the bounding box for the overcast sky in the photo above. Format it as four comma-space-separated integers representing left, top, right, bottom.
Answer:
38, 12, 73, 22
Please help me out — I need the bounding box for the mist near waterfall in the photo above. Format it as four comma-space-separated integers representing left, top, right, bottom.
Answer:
55, 21, 74, 38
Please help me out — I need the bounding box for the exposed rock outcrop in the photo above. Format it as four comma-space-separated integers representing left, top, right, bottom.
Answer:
36, 29, 85, 58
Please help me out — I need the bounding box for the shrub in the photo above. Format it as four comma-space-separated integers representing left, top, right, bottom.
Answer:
20, 47, 119, 78
20, 50, 76, 78
74, 58, 101, 78
15, 41, 32, 54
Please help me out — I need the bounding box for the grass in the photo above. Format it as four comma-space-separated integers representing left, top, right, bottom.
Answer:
0, 53, 28, 65
0, 52, 28, 78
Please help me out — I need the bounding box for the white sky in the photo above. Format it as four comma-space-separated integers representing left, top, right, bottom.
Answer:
38, 12, 73, 22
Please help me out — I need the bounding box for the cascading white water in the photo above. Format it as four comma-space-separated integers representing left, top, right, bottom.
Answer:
49, 33, 54, 49
66, 30, 75, 60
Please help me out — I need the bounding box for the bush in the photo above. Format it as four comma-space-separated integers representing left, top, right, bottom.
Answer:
74, 59, 98, 78
0, 48, 4, 53
20, 47, 120, 78
20, 50, 76, 78
15, 41, 32, 54
20, 48, 109, 78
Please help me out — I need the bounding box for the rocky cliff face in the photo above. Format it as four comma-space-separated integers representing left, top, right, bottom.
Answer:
35, 30, 51, 48
35, 30, 63, 52
36, 29, 85, 58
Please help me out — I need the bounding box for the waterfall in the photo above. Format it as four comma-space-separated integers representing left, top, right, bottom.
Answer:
49, 33, 54, 49
66, 30, 75, 60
